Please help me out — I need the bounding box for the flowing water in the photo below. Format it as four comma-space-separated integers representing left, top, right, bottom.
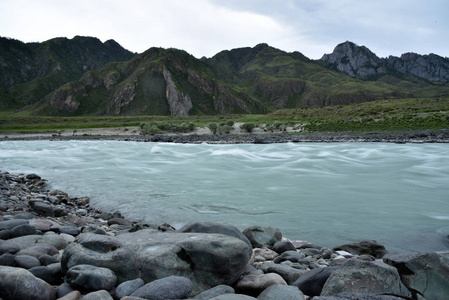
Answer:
1, 140, 448, 253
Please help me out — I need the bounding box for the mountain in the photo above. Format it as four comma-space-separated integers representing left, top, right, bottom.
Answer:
2, 38, 449, 116
0, 36, 135, 109
321, 41, 449, 82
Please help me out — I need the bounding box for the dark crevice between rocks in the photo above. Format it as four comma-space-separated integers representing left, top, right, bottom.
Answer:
177, 247, 195, 271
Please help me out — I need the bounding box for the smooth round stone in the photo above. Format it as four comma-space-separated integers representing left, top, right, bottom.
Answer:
14, 254, 41, 269
29, 219, 54, 231
66, 264, 117, 291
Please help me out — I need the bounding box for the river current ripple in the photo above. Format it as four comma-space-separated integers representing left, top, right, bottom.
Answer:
1, 140, 448, 253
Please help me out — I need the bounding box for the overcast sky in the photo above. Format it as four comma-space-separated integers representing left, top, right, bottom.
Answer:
0, 0, 448, 59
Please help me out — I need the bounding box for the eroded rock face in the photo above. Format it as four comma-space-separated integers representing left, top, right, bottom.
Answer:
162, 66, 193, 116
383, 252, 449, 300
320, 259, 411, 297
61, 230, 251, 294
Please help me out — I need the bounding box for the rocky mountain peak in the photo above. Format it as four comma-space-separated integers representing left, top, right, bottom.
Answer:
321, 41, 385, 78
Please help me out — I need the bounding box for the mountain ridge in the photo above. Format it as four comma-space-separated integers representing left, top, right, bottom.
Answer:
1, 37, 449, 116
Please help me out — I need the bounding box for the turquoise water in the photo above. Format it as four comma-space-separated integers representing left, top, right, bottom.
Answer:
1, 140, 448, 253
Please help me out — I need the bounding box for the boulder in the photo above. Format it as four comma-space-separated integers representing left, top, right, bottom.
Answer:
130, 275, 192, 299
383, 252, 449, 300
333, 240, 387, 258
14, 254, 41, 269
7, 233, 68, 250
81, 290, 113, 300
0, 218, 29, 230
313, 292, 406, 300
272, 240, 296, 254
291, 266, 340, 296
178, 222, 253, 256
57, 290, 81, 300
61, 230, 251, 294
16, 243, 59, 258
31, 201, 55, 217
115, 278, 145, 299
209, 294, 257, 300
243, 226, 282, 248
0, 265, 57, 300
0, 253, 16, 266
9, 223, 39, 238
193, 284, 235, 299
50, 225, 81, 236
257, 284, 305, 300
320, 259, 411, 297
264, 263, 306, 284
29, 263, 63, 285
0, 239, 21, 255
235, 273, 287, 297
66, 264, 117, 291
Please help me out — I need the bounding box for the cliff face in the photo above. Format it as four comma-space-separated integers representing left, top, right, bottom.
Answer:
321, 41, 449, 82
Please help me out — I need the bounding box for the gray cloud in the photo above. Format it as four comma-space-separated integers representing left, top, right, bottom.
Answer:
0, 0, 447, 59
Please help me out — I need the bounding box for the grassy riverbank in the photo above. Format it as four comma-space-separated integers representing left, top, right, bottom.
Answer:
1, 97, 448, 134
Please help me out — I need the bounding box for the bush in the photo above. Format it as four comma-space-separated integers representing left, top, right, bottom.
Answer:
218, 124, 232, 134
141, 124, 162, 135
226, 120, 234, 127
207, 122, 218, 134
240, 122, 256, 133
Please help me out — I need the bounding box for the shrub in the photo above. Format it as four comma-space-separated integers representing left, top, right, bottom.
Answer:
218, 124, 232, 134
141, 124, 162, 135
226, 120, 234, 127
207, 122, 218, 134
240, 122, 256, 133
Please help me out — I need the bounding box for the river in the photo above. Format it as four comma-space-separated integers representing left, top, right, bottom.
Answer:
1, 140, 448, 253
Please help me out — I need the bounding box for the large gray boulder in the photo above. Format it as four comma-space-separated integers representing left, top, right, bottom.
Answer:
383, 252, 449, 300
243, 226, 282, 248
0, 265, 57, 300
178, 222, 253, 256
257, 284, 305, 300
66, 264, 117, 291
320, 259, 411, 297
292, 266, 340, 297
6, 233, 68, 250
235, 273, 287, 297
333, 240, 387, 258
61, 230, 251, 294
130, 275, 192, 299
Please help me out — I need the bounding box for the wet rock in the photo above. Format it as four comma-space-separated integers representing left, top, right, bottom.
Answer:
383, 252, 449, 300
0, 253, 16, 266
313, 293, 405, 299
17, 243, 60, 258
66, 264, 117, 292
14, 254, 41, 269
0, 239, 21, 255
130, 275, 192, 299
257, 284, 305, 300
10, 223, 40, 237
7, 233, 69, 250
235, 273, 287, 297
333, 240, 387, 259
29, 218, 54, 231
274, 250, 305, 263
0, 218, 29, 230
272, 240, 296, 254
209, 295, 257, 300
292, 266, 340, 297
243, 226, 282, 248
193, 284, 235, 299
115, 278, 145, 299
178, 222, 253, 256
57, 290, 81, 300
0, 265, 57, 300
265, 263, 306, 284
29, 263, 63, 285
57, 282, 76, 298
31, 201, 55, 217
50, 225, 81, 236
82, 290, 113, 300
320, 259, 411, 297
62, 230, 251, 294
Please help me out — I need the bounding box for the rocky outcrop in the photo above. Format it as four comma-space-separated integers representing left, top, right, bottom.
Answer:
321, 41, 386, 78
383, 252, 449, 300
321, 41, 449, 82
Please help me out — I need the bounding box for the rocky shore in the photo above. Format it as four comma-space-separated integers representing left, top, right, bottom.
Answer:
1, 170, 449, 300
2, 126, 449, 144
